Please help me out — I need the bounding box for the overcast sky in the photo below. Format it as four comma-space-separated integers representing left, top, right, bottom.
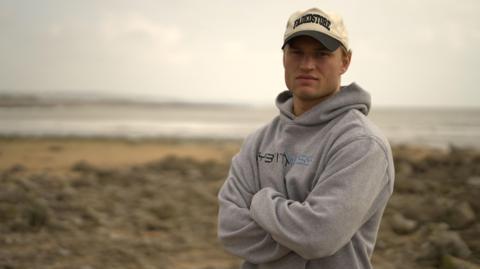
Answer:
1, 0, 479, 107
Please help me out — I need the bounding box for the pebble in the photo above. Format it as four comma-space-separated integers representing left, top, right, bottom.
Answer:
467, 176, 480, 188
391, 213, 418, 235
395, 161, 413, 176
58, 247, 71, 256
445, 201, 476, 229
441, 254, 480, 269
430, 229, 472, 258
416, 223, 472, 261
71, 161, 97, 173
8, 163, 27, 173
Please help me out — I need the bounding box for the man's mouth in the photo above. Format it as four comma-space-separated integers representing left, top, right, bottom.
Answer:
296, 75, 318, 81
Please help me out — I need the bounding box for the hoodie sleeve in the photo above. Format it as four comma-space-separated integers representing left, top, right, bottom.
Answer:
217, 135, 291, 263
249, 136, 392, 260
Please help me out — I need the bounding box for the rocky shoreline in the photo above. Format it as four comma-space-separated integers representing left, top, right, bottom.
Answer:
374, 145, 480, 269
0, 139, 479, 269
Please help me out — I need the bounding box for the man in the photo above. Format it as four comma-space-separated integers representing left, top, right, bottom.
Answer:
217, 7, 395, 269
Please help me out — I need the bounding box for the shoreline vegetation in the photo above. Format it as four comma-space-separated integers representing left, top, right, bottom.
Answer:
0, 136, 479, 269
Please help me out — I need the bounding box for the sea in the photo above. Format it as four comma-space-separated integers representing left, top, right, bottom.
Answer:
1, 103, 479, 149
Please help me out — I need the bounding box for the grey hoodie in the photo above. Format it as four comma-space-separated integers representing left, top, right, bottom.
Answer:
218, 83, 395, 269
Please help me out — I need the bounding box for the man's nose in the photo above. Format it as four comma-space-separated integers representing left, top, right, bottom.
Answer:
299, 55, 315, 70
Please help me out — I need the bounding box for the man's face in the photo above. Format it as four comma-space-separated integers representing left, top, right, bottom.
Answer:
283, 36, 351, 102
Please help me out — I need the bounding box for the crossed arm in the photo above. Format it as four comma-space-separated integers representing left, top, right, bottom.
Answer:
217, 147, 291, 263
218, 136, 390, 262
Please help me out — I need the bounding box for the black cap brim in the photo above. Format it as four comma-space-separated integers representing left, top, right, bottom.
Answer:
281, 30, 342, 51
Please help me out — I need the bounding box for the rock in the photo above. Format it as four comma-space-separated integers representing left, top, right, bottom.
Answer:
460, 223, 480, 255
389, 195, 455, 223
48, 144, 63, 152
395, 160, 414, 177
441, 255, 480, 269
416, 223, 472, 262
7, 163, 26, 173
394, 178, 427, 193
71, 160, 97, 173
70, 174, 96, 189
375, 239, 387, 250
372, 254, 397, 269
94, 168, 116, 178
391, 213, 418, 234
58, 247, 71, 256
430, 228, 472, 259
467, 176, 480, 188
445, 201, 476, 229
417, 241, 439, 261
23, 200, 50, 230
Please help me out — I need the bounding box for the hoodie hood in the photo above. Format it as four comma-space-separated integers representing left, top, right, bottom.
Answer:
276, 82, 371, 126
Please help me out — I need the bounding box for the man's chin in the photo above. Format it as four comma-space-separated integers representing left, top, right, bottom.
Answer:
292, 86, 340, 101
293, 89, 321, 99
293, 90, 336, 103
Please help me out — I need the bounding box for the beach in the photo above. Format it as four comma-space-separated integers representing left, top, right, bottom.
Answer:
0, 137, 479, 269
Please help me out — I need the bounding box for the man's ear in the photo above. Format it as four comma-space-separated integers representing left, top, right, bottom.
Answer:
340, 50, 352, 75
282, 48, 287, 68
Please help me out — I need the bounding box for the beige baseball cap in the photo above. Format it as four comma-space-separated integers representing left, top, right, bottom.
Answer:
282, 8, 349, 52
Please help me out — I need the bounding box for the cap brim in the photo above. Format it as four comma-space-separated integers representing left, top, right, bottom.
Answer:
282, 30, 342, 51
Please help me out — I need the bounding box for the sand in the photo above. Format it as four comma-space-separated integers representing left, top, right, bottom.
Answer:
0, 137, 240, 176
0, 137, 479, 269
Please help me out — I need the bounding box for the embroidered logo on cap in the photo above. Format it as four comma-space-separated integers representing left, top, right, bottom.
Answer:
293, 14, 331, 31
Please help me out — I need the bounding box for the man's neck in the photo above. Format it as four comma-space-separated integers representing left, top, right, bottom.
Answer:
292, 89, 340, 117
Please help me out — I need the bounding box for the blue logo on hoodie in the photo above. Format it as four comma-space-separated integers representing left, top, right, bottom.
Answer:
257, 151, 313, 167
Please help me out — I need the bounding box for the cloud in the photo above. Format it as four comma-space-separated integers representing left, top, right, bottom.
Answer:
100, 13, 181, 45
98, 13, 190, 65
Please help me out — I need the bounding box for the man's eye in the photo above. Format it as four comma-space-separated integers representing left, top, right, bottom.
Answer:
317, 51, 330, 57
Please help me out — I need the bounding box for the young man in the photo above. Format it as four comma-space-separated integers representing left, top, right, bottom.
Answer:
218, 7, 395, 269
